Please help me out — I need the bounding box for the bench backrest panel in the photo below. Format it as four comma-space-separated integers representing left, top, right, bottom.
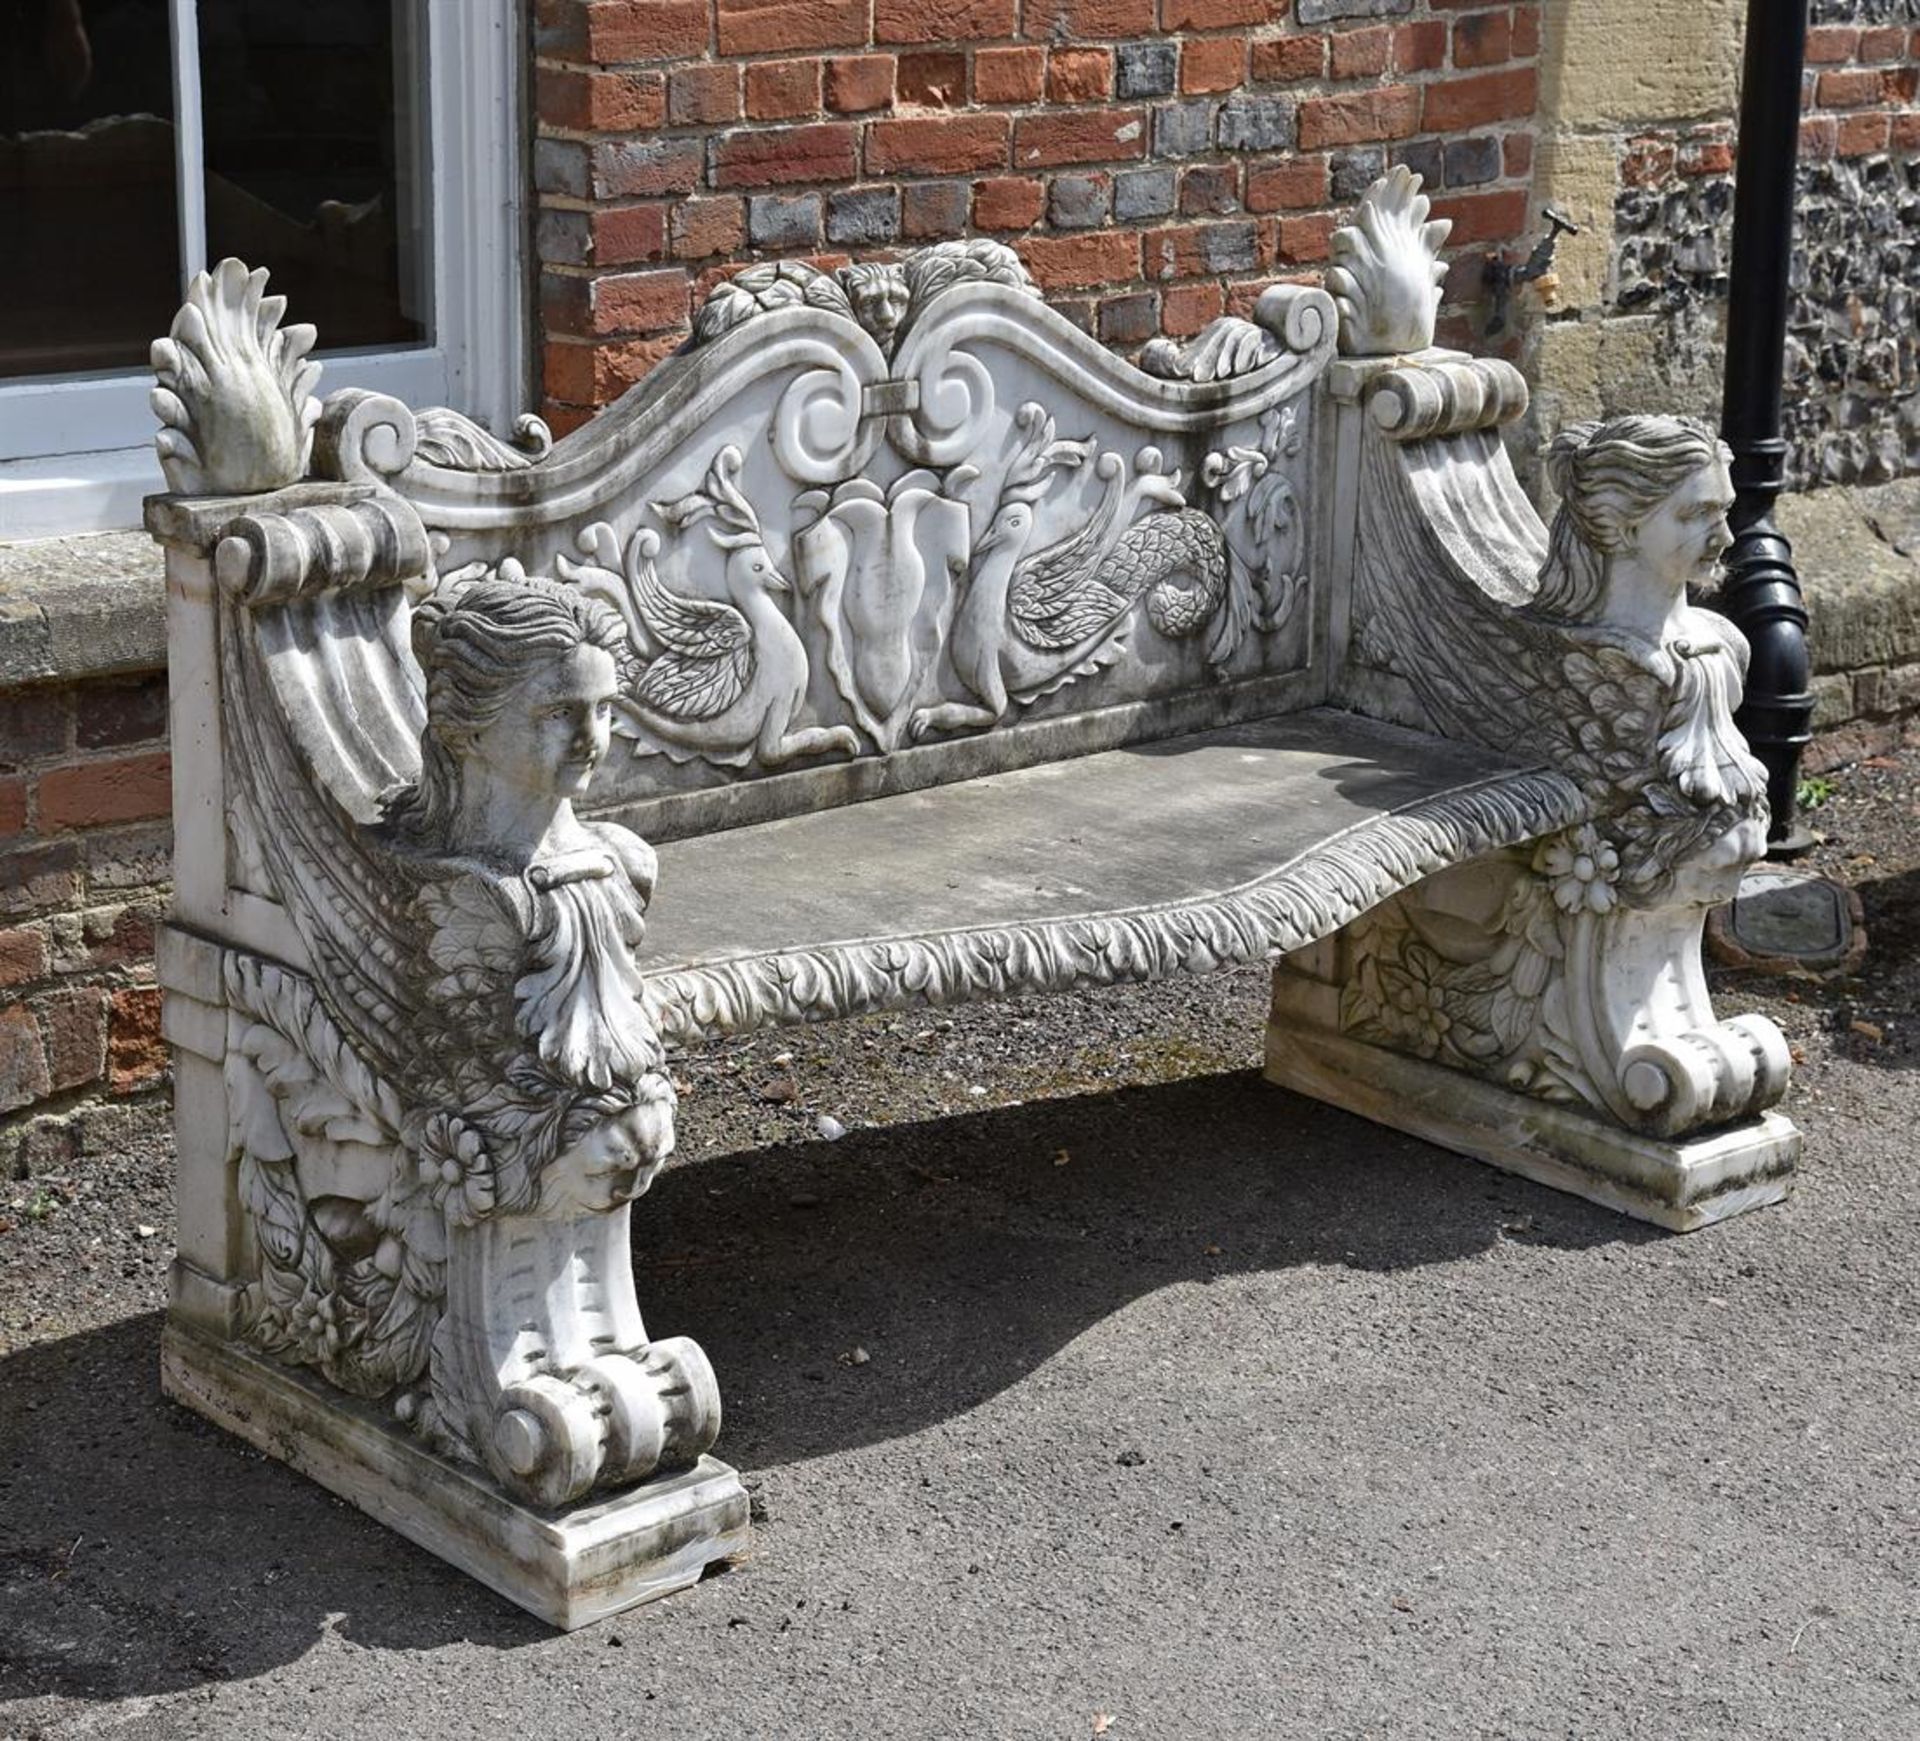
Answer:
329, 248, 1336, 841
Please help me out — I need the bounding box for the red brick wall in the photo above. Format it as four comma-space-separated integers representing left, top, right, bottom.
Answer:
1801, 17, 1920, 162
1, 676, 171, 1147
531, 0, 1542, 432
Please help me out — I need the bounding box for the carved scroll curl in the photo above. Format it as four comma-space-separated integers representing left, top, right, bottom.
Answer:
1367, 358, 1530, 442
314, 388, 420, 483
1142, 286, 1334, 385
214, 495, 433, 607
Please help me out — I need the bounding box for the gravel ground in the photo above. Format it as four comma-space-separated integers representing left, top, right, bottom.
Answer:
2, 744, 1916, 1741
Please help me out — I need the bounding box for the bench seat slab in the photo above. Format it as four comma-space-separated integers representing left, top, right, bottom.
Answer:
641, 709, 1586, 1043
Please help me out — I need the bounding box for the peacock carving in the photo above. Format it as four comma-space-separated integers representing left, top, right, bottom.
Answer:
909, 406, 1232, 739
560, 447, 861, 768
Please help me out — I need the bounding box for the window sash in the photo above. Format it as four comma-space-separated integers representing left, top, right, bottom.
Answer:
0, 0, 524, 540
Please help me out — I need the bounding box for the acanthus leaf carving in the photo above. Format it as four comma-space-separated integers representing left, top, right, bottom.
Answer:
691, 239, 1040, 355
690, 259, 855, 347
1336, 821, 1793, 1139
413, 408, 554, 473
151, 258, 322, 494
1203, 402, 1310, 655
225, 952, 437, 1402
1327, 167, 1451, 358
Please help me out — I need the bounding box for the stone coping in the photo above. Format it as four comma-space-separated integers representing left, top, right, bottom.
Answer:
1778, 477, 1920, 677
0, 530, 166, 688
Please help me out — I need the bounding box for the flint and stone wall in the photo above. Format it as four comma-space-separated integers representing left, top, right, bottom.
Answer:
1521, 0, 1920, 770
1526, 1, 1918, 488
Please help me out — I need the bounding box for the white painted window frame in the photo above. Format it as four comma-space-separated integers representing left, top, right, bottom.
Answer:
0, 0, 526, 542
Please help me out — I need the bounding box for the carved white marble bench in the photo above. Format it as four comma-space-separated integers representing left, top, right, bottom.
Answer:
144, 171, 1799, 1629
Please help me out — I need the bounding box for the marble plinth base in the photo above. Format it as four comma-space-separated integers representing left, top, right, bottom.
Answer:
161, 1322, 752, 1629
1263, 1027, 1801, 1232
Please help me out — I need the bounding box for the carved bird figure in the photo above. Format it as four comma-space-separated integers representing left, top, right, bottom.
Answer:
562, 447, 859, 768
910, 409, 1229, 739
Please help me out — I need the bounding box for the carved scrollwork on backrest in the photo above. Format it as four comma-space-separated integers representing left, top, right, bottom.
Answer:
303, 245, 1342, 835
151, 246, 1336, 834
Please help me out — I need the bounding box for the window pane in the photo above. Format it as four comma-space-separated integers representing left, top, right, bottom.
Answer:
0, 0, 181, 381
199, 0, 428, 353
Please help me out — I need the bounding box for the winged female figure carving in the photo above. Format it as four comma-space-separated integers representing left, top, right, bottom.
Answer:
560, 446, 860, 768
1339, 394, 1788, 1138
222, 554, 721, 1508
1358, 407, 1767, 899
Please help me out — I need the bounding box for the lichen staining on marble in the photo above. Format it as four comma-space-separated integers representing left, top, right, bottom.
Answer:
144, 171, 1802, 1625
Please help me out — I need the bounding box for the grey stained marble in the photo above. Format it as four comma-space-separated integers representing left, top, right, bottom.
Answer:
142, 172, 1805, 1628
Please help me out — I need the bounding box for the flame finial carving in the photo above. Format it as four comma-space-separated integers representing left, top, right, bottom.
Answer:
151, 259, 322, 494
1327, 168, 1452, 357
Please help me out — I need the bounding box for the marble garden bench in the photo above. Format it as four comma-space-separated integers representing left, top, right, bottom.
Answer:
144, 171, 1799, 1629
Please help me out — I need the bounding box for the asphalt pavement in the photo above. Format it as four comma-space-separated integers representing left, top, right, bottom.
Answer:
2, 753, 1916, 1741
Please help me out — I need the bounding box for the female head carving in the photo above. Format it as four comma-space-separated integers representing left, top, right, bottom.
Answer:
1535, 416, 1734, 624
387, 571, 637, 842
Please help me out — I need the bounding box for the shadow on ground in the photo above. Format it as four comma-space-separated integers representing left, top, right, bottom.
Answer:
0, 1068, 1651, 1705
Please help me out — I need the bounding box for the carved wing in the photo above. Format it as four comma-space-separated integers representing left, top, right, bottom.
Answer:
1366, 544, 1668, 798
228, 621, 440, 1097
624, 546, 755, 720
416, 871, 528, 1061
1007, 459, 1136, 651
1346, 391, 1758, 903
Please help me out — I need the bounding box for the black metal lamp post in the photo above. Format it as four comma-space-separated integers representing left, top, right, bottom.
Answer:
1719, 0, 1816, 853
